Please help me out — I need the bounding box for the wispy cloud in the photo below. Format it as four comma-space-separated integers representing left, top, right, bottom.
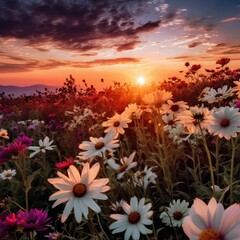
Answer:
207, 43, 240, 55
188, 42, 202, 48
155, 3, 169, 13
0, 51, 140, 72
72, 58, 141, 68
221, 17, 240, 23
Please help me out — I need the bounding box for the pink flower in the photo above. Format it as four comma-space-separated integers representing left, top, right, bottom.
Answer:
0, 212, 18, 237
183, 197, 240, 240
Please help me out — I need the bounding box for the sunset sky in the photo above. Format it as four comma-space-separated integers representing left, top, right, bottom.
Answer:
0, 0, 240, 89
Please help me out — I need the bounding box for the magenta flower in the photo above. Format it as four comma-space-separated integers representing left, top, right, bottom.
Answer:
17, 209, 51, 232
15, 134, 33, 147
0, 212, 19, 238
8, 141, 28, 156
0, 147, 13, 164
55, 157, 74, 170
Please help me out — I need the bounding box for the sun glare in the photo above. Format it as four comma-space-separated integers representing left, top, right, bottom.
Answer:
137, 76, 146, 86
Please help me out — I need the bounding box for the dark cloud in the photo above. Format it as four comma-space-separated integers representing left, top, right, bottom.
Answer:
185, 17, 215, 32
166, 55, 211, 61
116, 40, 141, 51
167, 55, 191, 60
207, 43, 240, 55
135, 20, 161, 33
0, 52, 140, 72
188, 42, 202, 48
80, 53, 98, 57
0, 0, 161, 53
71, 57, 141, 68
35, 47, 49, 52
0, 55, 68, 72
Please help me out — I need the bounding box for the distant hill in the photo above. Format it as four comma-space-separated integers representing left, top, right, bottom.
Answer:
0, 84, 59, 97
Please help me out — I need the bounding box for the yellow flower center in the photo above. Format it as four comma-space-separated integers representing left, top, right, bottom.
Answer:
173, 211, 183, 220
73, 183, 87, 197
113, 121, 120, 127
5, 172, 12, 177
95, 141, 104, 150
128, 211, 140, 224
199, 229, 223, 240
220, 118, 230, 127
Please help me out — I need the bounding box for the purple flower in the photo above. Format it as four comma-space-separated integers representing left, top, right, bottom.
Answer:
7, 141, 27, 156
15, 134, 33, 147
234, 100, 240, 109
0, 147, 12, 164
0, 211, 9, 237
17, 209, 51, 232
0, 212, 19, 238
28, 124, 36, 131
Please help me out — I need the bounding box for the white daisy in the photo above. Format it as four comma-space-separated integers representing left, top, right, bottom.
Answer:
142, 89, 173, 108
107, 152, 137, 179
231, 80, 240, 97
109, 196, 153, 240
28, 136, 56, 158
162, 112, 178, 132
207, 106, 240, 140
102, 112, 132, 137
78, 131, 119, 159
0, 169, 17, 180
48, 163, 110, 223
160, 199, 189, 228
133, 166, 157, 190
176, 106, 211, 134
199, 85, 233, 104
161, 100, 189, 115
123, 103, 143, 120
167, 124, 192, 145
183, 197, 240, 240
111, 200, 126, 213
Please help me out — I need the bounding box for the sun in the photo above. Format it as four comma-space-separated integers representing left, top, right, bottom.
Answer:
136, 76, 146, 86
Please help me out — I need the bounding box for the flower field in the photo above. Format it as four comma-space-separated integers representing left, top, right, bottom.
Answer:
1, 58, 240, 240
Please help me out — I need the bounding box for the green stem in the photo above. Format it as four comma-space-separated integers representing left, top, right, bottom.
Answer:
199, 125, 215, 197
10, 200, 26, 211
88, 215, 102, 239
164, 210, 179, 240
13, 158, 29, 210
230, 138, 236, 204
215, 137, 220, 185
25, 189, 29, 211
96, 213, 109, 240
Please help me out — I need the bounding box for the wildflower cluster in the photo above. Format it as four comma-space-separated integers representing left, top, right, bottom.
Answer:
0, 58, 240, 240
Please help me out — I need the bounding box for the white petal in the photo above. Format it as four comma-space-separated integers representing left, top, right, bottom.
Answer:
124, 225, 134, 240
73, 198, 83, 223
52, 197, 70, 208
61, 199, 74, 223
82, 196, 101, 213
79, 199, 89, 219
49, 191, 72, 201
132, 226, 140, 240
68, 165, 81, 183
